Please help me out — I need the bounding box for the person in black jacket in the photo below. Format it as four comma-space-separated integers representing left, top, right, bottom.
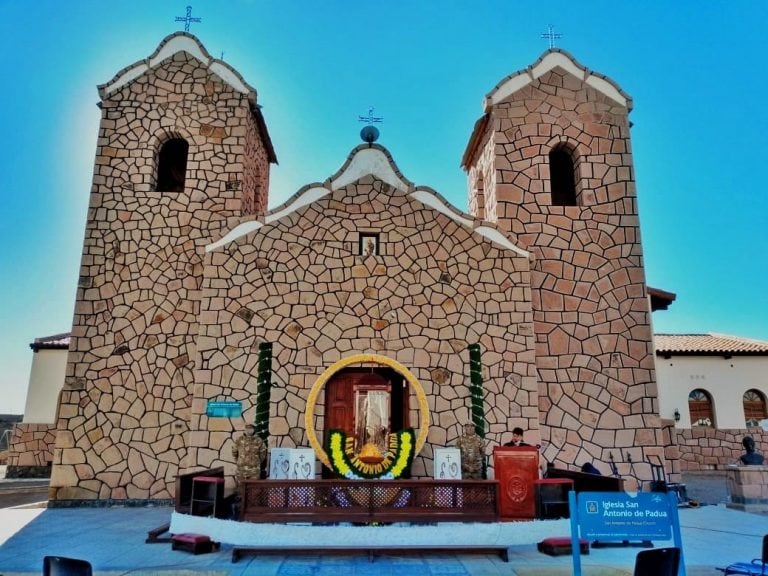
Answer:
504, 427, 529, 447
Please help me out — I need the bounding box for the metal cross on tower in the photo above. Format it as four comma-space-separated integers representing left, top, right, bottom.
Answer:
541, 24, 562, 49
358, 106, 383, 124
358, 107, 383, 144
175, 6, 202, 32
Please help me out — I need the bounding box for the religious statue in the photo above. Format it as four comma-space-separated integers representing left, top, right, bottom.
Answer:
454, 423, 485, 479
232, 424, 267, 483
740, 435, 765, 466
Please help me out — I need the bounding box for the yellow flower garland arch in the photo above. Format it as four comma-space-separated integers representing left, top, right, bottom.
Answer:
304, 354, 430, 469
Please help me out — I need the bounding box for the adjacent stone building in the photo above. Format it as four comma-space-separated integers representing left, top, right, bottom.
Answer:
50, 33, 668, 501
4, 334, 67, 478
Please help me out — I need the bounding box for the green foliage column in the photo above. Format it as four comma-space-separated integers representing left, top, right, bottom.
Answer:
254, 342, 273, 442
468, 343, 487, 479
468, 343, 485, 438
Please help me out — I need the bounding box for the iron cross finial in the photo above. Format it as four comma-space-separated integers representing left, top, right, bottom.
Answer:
541, 24, 562, 49
175, 6, 202, 32
358, 106, 383, 124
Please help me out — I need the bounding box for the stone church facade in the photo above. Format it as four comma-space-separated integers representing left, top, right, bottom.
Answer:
50, 33, 664, 501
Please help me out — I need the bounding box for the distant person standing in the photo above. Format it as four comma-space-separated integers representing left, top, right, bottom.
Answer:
232, 424, 267, 483
504, 427, 529, 447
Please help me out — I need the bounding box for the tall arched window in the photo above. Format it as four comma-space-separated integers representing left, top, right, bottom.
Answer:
549, 145, 577, 206
743, 389, 767, 427
156, 138, 189, 192
688, 389, 714, 427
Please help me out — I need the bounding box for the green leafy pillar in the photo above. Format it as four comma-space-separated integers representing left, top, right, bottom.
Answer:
254, 342, 273, 444
468, 343, 487, 478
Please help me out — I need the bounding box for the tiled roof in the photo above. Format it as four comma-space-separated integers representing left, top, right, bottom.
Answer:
655, 333, 768, 356
30, 333, 71, 351
31, 332, 768, 355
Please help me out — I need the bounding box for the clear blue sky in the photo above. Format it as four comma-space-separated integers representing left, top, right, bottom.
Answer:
1, 1, 766, 414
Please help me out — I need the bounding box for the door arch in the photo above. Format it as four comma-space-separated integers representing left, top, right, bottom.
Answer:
304, 354, 430, 468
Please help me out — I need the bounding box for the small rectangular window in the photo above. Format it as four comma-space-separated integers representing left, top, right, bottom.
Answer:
358, 234, 379, 256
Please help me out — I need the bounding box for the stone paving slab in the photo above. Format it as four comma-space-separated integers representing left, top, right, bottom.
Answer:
1, 504, 767, 575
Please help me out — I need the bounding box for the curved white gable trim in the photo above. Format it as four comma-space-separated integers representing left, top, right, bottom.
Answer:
485, 72, 532, 110
266, 186, 331, 225
487, 51, 627, 109
585, 75, 626, 108
531, 52, 584, 81
209, 62, 249, 94
410, 190, 529, 257
331, 148, 408, 192
206, 186, 331, 252
410, 190, 473, 228
206, 221, 263, 253
109, 64, 150, 95
475, 226, 529, 257
149, 36, 210, 69
102, 35, 251, 98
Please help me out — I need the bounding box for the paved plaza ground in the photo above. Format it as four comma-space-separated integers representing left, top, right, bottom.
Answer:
0, 470, 760, 575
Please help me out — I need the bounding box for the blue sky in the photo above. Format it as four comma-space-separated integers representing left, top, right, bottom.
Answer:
1, 1, 766, 414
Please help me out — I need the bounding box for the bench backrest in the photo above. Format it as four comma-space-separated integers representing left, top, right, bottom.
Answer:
545, 467, 624, 492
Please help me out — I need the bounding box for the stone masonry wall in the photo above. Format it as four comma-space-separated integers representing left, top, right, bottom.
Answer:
51, 51, 270, 501
6, 423, 56, 475
676, 428, 768, 471
468, 66, 663, 480
185, 174, 537, 487
241, 108, 270, 216
467, 131, 495, 222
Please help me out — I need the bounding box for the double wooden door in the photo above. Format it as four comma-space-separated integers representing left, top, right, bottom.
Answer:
323, 368, 409, 475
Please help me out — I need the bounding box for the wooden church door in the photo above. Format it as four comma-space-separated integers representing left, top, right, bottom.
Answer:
323, 368, 409, 476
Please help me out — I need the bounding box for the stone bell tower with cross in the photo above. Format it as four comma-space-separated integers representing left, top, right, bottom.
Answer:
462, 49, 666, 478
51, 32, 277, 500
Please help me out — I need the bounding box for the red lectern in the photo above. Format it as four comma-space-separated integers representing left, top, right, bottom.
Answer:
493, 446, 539, 520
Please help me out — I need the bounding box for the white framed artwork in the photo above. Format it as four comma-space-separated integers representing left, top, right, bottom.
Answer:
268, 448, 292, 480
288, 448, 315, 480
433, 447, 462, 480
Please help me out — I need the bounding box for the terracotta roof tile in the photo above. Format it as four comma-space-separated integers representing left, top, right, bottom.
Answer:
655, 333, 768, 355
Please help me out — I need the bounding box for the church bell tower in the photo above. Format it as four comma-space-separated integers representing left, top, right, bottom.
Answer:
463, 49, 665, 480
51, 33, 276, 501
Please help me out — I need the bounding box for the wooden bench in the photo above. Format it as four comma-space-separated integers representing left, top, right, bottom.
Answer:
239, 479, 499, 524
544, 467, 624, 493
232, 545, 511, 563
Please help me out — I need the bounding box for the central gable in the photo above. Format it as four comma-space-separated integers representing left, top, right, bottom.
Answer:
190, 145, 538, 477
208, 144, 529, 258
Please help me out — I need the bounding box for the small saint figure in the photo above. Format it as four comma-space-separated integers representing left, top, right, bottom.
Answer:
740, 435, 765, 466
232, 424, 267, 483
455, 423, 485, 479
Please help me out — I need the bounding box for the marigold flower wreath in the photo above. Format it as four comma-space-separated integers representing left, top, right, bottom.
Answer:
326, 428, 415, 479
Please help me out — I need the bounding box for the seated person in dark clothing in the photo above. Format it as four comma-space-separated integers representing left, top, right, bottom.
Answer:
503, 427, 529, 447
740, 435, 765, 465
581, 462, 602, 475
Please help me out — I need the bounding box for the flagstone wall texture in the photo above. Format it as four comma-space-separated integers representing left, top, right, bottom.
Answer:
185, 174, 536, 487
5, 423, 56, 477
51, 36, 674, 502
677, 428, 768, 471
465, 55, 665, 474
51, 47, 272, 500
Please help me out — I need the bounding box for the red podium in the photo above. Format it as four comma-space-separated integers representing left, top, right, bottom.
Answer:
493, 446, 539, 520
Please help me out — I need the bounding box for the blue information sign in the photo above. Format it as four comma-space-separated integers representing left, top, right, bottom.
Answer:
569, 491, 685, 576
579, 492, 672, 540
206, 400, 242, 418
